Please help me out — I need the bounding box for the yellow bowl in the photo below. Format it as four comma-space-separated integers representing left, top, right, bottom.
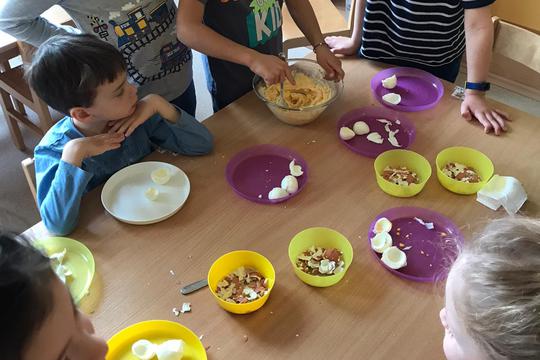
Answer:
106, 320, 207, 360
436, 146, 494, 195
288, 227, 353, 287
208, 250, 275, 314
374, 149, 432, 198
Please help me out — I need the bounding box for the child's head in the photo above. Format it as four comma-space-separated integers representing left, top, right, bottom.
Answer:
26, 33, 137, 123
0, 232, 108, 360
441, 217, 540, 360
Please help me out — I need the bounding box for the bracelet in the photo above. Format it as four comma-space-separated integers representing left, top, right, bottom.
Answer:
465, 81, 491, 92
312, 41, 329, 53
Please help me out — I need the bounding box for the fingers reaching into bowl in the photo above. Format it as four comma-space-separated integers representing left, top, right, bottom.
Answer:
249, 53, 295, 85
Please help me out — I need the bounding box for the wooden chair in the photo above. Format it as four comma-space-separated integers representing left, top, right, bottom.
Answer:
21, 157, 38, 206
0, 41, 55, 151
489, 17, 540, 101
282, 0, 356, 55
0, 6, 72, 151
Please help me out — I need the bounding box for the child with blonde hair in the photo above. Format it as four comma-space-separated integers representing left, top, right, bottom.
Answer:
441, 217, 540, 359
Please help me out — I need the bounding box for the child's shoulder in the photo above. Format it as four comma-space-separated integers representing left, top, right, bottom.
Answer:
35, 117, 83, 154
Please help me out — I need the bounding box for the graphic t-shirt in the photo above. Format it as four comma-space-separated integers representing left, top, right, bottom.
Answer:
0, 0, 192, 101
201, 0, 284, 108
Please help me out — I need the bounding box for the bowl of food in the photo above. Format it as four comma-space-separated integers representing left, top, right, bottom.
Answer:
288, 227, 353, 287
208, 250, 275, 314
374, 149, 432, 197
436, 146, 494, 195
253, 58, 343, 126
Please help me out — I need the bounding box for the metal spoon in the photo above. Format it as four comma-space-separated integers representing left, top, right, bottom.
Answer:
277, 52, 287, 107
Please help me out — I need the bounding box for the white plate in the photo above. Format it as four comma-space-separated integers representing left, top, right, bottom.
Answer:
101, 162, 190, 225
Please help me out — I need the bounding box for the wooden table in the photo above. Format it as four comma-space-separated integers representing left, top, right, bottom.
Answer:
24, 57, 540, 359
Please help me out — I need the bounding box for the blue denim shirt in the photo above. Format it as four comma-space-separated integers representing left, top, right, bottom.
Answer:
34, 110, 213, 235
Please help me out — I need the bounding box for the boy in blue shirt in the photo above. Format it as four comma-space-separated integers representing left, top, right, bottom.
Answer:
0, 231, 109, 360
28, 34, 214, 235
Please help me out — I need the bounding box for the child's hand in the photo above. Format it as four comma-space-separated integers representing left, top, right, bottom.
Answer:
249, 53, 295, 85
461, 93, 510, 135
315, 44, 345, 81
325, 36, 359, 56
62, 133, 125, 167
108, 95, 162, 137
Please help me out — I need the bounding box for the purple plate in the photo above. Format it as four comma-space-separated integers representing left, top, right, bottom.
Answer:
368, 207, 463, 282
371, 67, 444, 112
337, 106, 416, 158
225, 144, 308, 204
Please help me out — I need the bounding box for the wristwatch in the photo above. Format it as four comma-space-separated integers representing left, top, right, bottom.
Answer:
465, 81, 491, 91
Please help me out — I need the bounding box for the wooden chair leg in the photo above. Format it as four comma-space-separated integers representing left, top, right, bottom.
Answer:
0, 89, 25, 150
31, 90, 54, 133
14, 98, 27, 116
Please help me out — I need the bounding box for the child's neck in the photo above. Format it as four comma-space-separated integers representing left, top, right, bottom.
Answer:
72, 118, 109, 137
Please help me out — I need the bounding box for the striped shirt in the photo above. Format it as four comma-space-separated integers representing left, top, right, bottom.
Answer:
360, 0, 496, 67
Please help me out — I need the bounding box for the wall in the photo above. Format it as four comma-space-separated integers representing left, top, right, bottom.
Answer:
492, 0, 540, 33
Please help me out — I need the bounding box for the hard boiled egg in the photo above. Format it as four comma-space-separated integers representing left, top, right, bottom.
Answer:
382, 93, 402, 105
381, 74, 397, 89
155, 339, 184, 360
131, 339, 156, 360
281, 175, 299, 194
268, 187, 289, 200
339, 126, 355, 140
381, 246, 407, 269
353, 121, 370, 135
374, 217, 392, 233
371, 232, 393, 253
145, 187, 159, 201
151, 168, 171, 185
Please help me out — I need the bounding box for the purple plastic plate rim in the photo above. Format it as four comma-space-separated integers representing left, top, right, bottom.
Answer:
225, 144, 308, 204
337, 106, 416, 158
367, 206, 463, 282
370, 67, 444, 112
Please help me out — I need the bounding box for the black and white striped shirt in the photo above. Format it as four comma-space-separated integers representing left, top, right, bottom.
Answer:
360, 0, 496, 67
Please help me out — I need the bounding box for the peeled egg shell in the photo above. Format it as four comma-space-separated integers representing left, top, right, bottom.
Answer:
381, 74, 397, 89
268, 187, 289, 200
151, 168, 171, 185
367, 132, 384, 144
371, 232, 393, 253
339, 127, 355, 140
381, 246, 407, 270
132, 339, 156, 360
289, 160, 304, 177
374, 217, 392, 233
388, 132, 401, 147
353, 121, 370, 135
145, 187, 159, 201
155, 339, 184, 360
382, 93, 402, 105
281, 175, 299, 193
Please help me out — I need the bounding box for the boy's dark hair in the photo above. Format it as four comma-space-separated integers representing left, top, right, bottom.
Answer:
26, 33, 127, 115
0, 232, 56, 360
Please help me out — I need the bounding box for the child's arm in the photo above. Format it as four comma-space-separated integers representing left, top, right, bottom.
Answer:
109, 95, 213, 156
325, 0, 366, 55
285, 0, 344, 80
0, 1, 79, 47
462, 5, 510, 135
177, 0, 293, 85
36, 133, 124, 235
